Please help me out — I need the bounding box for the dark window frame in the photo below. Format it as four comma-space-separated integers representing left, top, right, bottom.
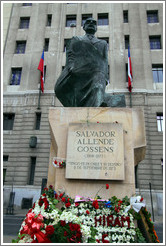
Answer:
15, 41, 26, 54
19, 17, 30, 29
35, 112, 41, 130
147, 10, 158, 23
3, 168, 7, 185
44, 38, 49, 52
10, 68, 22, 85
123, 10, 128, 23
28, 157, 36, 185
3, 155, 9, 162
3, 113, 15, 130
152, 64, 163, 83
156, 113, 163, 132
66, 15, 76, 27
22, 3, 32, 6
149, 36, 161, 49
125, 35, 129, 49
47, 14, 52, 27
98, 13, 109, 26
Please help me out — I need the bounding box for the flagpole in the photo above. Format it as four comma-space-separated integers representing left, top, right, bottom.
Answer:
37, 83, 41, 110
130, 91, 132, 108
37, 49, 44, 110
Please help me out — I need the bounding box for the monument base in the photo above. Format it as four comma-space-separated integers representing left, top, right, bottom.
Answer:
47, 107, 146, 199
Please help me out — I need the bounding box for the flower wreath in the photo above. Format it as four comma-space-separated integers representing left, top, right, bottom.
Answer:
12, 185, 159, 244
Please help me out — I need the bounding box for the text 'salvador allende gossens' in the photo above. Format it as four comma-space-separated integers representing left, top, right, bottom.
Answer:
75, 130, 116, 153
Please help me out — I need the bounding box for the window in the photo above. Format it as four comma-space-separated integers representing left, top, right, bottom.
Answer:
81, 14, 93, 26
156, 113, 163, 132
135, 165, 138, 188
3, 155, 9, 161
149, 36, 161, 49
47, 14, 52, 27
152, 65, 163, 83
15, 41, 26, 54
3, 113, 15, 130
3, 169, 7, 185
22, 3, 32, 6
19, 17, 30, 29
44, 38, 49, 52
35, 112, 41, 130
66, 15, 76, 27
147, 10, 158, 23
123, 10, 128, 23
125, 35, 129, 49
10, 68, 22, 85
64, 39, 71, 52
98, 13, 109, 25
44, 65, 47, 77
28, 157, 36, 185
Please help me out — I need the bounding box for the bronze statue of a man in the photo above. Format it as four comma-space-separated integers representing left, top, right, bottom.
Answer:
54, 18, 109, 107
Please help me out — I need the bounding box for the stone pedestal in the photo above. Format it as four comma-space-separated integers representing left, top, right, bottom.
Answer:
47, 107, 146, 199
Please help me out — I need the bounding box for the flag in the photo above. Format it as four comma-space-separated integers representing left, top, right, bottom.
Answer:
128, 46, 133, 92
38, 50, 44, 93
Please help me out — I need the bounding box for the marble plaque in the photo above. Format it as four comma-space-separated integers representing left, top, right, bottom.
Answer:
66, 123, 124, 180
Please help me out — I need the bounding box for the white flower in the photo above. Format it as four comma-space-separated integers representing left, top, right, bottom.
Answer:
136, 196, 141, 202
81, 225, 91, 243
18, 235, 33, 243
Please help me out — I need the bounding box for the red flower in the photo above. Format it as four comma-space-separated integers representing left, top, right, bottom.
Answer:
60, 220, 66, 226
65, 202, 71, 208
28, 208, 32, 213
140, 197, 144, 202
59, 193, 63, 198
92, 200, 99, 209
75, 202, 79, 207
76, 231, 82, 238
86, 210, 90, 214
54, 160, 58, 164
69, 223, 75, 231
42, 193, 46, 197
44, 187, 48, 191
106, 184, 109, 189
67, 198, 70, 202
61, 197, 66, 202
38, 198, 43, 206
102, 234, 109, 243
64, 231, 68, 236
45, 225, 55, 235
96, 239, 100, 243
49, 185, 53, 189
54, 193, 58, 199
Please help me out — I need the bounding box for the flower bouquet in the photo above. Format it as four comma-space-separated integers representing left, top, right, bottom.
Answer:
12, 185, 159, 243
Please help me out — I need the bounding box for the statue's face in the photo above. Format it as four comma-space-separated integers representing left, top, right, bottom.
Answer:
83, 18, 97, 34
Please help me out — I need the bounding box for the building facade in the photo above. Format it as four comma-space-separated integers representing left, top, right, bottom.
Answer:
3, 2, 163, 214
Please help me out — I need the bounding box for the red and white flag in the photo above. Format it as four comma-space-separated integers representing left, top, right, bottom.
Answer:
38, 50, 44, 93
128, 46, 133, 92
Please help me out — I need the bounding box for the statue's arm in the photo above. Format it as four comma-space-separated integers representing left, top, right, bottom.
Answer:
66, 36, 78, 73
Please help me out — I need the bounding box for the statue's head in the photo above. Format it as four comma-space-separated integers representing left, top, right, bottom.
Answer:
83, 18, 97, 34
